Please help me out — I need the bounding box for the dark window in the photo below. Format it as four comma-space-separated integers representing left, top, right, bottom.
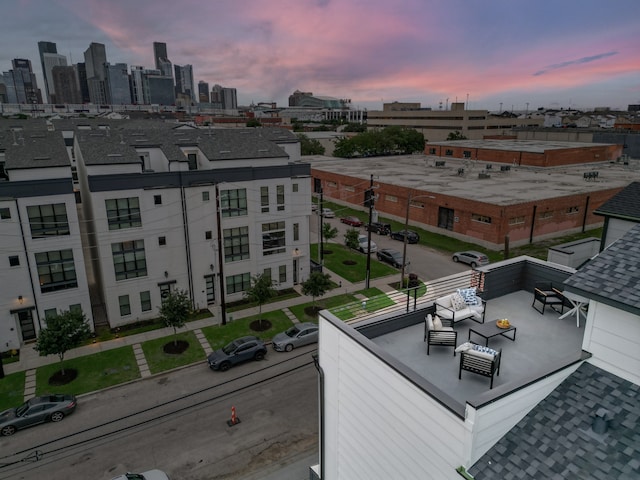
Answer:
112, 240, 147, 280
261, 186, 269, 213
202, 191, 210, 201
35, 249, 78, 293
9, 255, 19, 267
205, 276, 215, 304
140, 291, 152, 311
205, 230, 212, 240
223, 226, 250, 262
154, 195, 162, 205
119, 295, 131, 316
105, 197, 141, 230
0, 208, 10, 219
293, 223, 300, 242
221, 188, 247, 217
27, 203, 70, 238
226, 273, 251, 294
187, 153, 197, 170
445, 149, 453, 156
262, 221, 286, 255
159, 236, 166, 246
292, 183, 299, 193
277, 185, 285, 211
279, 265, 286, 284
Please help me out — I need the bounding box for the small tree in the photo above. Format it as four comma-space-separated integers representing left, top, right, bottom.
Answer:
246, 118, 262, 127
158, 289, 193, 346
446, 130, 467, 140
298, 133, 326, 155
344, 228, 360, 250
244, 273, 277, 328
35, 310, 92, 375
322, 222, 338, 242
301, 271, 333, 308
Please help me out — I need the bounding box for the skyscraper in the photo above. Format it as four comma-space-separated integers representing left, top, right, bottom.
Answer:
153, 42, 173, 77
37, 41, 58, 102
3, 59, 42, 104
174, 64, 195, 103
198, 81, 210, 103
211, 84, 237, 110
51, 65, 81, 104
84, 42, 107, 104
104, 63, 131, 104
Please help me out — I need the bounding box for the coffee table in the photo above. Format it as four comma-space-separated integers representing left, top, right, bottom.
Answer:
468, 321, 516, 347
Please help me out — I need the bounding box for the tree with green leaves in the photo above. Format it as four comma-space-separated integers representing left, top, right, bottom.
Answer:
158, 289, 193, 346
298, 133, 326, 155
35, 310, 92, 375
246, 118, 262, 127
301, 271, 333, 308
344, 228, 360, 250
244, 273, 277, 327
446, 130, 467, 140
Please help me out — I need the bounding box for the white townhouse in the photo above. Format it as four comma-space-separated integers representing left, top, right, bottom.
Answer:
0, 126, 93, 349
71, 122, 311, 328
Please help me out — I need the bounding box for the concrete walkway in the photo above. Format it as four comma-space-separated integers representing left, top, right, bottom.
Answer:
3, 271, 402, 400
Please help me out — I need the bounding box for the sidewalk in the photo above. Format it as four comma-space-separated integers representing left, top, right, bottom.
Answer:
3, 269, 401, 380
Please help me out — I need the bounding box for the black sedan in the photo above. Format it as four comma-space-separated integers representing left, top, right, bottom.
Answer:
365, 222, 391, 235
0, 394, 77, 436
207, 336, 267, 371
376, 248, 409, 268
390, 230, 420, 244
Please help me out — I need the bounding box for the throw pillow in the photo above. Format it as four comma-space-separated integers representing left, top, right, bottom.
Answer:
451, 292, 467, 311
471, 344, 499, 357
467, 349, 495, 360
455, 342, 473, 353
457, 288, 478, 306
433, 315, 443, 330
426, 314, 434, 331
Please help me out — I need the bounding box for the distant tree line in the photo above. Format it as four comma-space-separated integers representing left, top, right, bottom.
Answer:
333, 126, 425, 158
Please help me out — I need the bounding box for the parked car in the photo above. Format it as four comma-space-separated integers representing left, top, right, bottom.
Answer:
365, 222, 391, 235
0, 394, 77, 436
452, 250, 490, 268
340, 216, 364, 227
376, 248, 409, 268
111, 469, 170, 480
357, 234, 378, 253
311, 203, 318, 212
390, 230, 420, 244
320, 208, 335, 218
207, 336, 267, 371
272, 322, 319, 352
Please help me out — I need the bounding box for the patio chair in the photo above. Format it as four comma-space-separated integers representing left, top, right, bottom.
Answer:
424, 314, 457, 356
532, 282, 569, 315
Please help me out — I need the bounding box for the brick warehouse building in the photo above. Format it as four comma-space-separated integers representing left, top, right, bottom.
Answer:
307, 145, 640, 250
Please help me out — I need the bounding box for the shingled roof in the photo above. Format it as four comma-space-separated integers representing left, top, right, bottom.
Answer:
593, 181, 640, 221
564, 223, 640, 315
468, 362, 640, 479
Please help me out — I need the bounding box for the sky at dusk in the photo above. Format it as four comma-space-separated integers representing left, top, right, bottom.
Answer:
2, 0, 639, 111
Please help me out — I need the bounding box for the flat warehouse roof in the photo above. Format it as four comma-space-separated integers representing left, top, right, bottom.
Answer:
426, 139, 615, 153
305, 154, 640, 205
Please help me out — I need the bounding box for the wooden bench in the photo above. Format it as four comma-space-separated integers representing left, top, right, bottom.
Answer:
459, 347, 501, 389
532, 283, 569, 315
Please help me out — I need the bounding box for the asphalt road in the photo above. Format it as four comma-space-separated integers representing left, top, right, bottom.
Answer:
0, 347, 319, 480
311, 213, 470, 282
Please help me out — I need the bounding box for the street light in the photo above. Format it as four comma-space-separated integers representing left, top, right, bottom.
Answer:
400, 192, 435, 290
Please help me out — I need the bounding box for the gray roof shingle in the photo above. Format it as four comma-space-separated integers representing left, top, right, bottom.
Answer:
469, 362, 640, 479
593, 181, 640, 221
564, 223, 640, 314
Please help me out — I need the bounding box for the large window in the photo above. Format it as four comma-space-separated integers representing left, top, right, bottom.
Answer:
140, 291, 152, 311
279, 265, 286, 284
35, 249, 78, 293
112, 240, 147, 280
221, 188, 247, 217
105, 197, 141, 230
262, 221, 286, 255
28, 203, 69, 238
260, 186, 269, 213
226, 272, 251, 294
119, 295, 131, 316
223, 226, 250, 262
276, 185, 285, 211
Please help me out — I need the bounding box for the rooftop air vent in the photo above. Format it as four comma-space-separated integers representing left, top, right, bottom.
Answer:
219, 150, 231, 154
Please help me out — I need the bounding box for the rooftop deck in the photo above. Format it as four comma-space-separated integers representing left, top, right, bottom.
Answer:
365, 289, 586, 412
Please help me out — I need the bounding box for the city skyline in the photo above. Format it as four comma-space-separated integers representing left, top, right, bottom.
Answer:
1, 0, 639, 111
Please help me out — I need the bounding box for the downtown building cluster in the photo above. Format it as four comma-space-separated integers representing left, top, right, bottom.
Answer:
0, 41, 238, 110
0, 118, 311, 349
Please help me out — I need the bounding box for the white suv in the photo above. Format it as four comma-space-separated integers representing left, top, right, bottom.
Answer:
357, 234, 378, 253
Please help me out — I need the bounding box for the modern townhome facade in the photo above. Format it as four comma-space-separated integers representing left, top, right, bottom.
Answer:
70, 122, 311, 328
0, 127, 93, 350
312, 226, 640, 479
1, 119, 311, 343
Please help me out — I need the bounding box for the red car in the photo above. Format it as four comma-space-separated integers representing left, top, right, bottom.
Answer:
340, 216, 364, 227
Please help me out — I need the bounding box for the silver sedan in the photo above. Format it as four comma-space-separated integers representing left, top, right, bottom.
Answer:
272, 323, 319, 352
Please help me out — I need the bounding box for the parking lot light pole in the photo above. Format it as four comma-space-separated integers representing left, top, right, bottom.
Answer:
400, 191, 435, 289
365, 175, 375, 289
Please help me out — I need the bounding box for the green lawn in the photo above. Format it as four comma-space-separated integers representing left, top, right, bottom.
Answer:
201, 310, 293, 350
330, 290, 396, 321
35, 346, 140, 396
226, 288, 301, 313
311, 243, 397, 282
141, 331, 205, 375
289, 293, 359, 323
0, 371, 25, 410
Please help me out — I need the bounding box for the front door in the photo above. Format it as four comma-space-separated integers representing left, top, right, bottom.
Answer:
18, 310, 36, 341
438, 206, 455, 231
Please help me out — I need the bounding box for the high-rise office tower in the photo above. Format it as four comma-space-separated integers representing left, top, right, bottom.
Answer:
174, 64, 195, 103
104, 63, 131, 104
84, 42, 107, 104
153, 42, 173, 78
76, 63, 90, 103
51, 65, 81, 104
211, 84, 237, 110
198, 81, 210, 103
5, 59, 42, 104
37, 41, 58, 103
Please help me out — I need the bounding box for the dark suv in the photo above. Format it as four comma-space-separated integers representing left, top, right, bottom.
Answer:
390, 229, 420, 244
366, 222, 391, 235
207, 336, 267, 371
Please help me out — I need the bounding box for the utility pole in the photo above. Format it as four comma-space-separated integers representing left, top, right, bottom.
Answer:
364, 175, 375, 289
400, 193, 411, 290
319, 188, 324, 264
215, 184, 227, 325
